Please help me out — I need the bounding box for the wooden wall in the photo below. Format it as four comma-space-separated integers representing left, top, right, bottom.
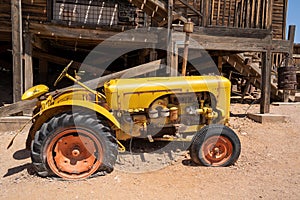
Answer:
0, 0, 47, 41
173, 0, 288, 39
0, 0, 289, 41
272, 0, 288, 39
0, 0, 47, 22
0, 0, 12, 41
210, 0, 273, 29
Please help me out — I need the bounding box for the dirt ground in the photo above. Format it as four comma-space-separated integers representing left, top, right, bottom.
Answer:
0, 103, 299, 200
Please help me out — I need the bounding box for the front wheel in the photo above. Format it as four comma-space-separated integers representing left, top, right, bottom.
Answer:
190, 125, 241, 167
31, 112, 118, 180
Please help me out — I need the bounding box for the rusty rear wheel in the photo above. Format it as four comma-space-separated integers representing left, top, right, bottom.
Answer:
46, 128, 103, 179
31, 112, 118, 180
190, 125, 241, 167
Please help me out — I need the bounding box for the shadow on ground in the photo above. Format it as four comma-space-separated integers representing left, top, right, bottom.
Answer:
3, 163, 35, 178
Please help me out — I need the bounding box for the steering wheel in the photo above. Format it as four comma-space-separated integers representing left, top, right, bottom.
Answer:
54, 60, 74, 86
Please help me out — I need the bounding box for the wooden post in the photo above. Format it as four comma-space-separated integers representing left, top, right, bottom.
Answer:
282, 25, 296, 102
11, 0, 23, 102
149, 48, 158, 76
266, 0, 273, 30
167, 0, 177, 76
282, 0, 288, 39
182, 19, 193, 76
241, 78, 252, 103
260, 50, 272, 114
24, 33, 33, 91
181, 32, 190, 76
288, 25, 296, 63
203, 0, 210, 27
217, 56, 223, 74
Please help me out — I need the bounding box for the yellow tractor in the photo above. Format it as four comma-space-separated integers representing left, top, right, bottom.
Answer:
21, 63, 241, 180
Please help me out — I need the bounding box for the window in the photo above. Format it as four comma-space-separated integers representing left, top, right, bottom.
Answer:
51, 0, 146, 26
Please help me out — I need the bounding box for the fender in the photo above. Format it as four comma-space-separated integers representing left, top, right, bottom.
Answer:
25, 100, 120, 149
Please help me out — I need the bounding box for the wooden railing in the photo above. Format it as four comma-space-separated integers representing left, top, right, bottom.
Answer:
174, 0, 273, 29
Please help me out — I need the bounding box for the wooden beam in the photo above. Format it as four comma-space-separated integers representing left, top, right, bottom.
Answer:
260, 50, 272, 114
191, 27, 271, 38
266, 0, 273, 30
167, 0, 173, 76
29, 23, 158, 44
0, 99, 37, 117
282, 0, 288, 39
11, 0, 23, 102
148, 48, 158, 76
84, 59, 163, 88
181, 32, 190, 76
24, 32, 33, 91
288, 25, 296, 65
241, 78, 252, 103
202, 0, 210, 26
172, 30, 291, 53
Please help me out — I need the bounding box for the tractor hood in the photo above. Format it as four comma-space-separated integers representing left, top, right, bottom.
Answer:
104, 76, 231, 111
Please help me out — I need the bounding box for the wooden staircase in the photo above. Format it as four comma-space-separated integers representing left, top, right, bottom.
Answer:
223, 53, 283, 100
128, 0, 187, 26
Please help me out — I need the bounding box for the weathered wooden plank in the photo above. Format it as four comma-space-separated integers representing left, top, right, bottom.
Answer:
173, 28, 290, 53
202, 0, 210, 26
228, 0, 232, 26
256, 0, 261, 28
246, 0, 251, 28
260, 50, 272, 113
21, 15, 48, 21
29, 23, 158, 43
191, 26, 270, 38
24, 33, 33, 91
22, 0, 46, 4
234, 0, 238, 27
261, 0, 265, 28
222, 0, 226, 26
83, 59, 163, 88
287, 25, 296, 65
266, 0, 273, 29
22, 6, 47, 14
211, 0, 215, 25
240, 0, 244, 27
11, 0, 23, 102
217, 0, 221, 25
250, 0, 255, 27
0, 99, 37, 117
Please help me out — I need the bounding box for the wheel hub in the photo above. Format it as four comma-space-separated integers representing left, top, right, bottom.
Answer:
72, 148, 80, 157
202, 135, 233, 166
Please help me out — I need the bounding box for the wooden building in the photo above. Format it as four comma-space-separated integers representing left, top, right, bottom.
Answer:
0, 0, 295, 113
